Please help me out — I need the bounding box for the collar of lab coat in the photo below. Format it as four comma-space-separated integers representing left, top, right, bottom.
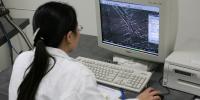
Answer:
45, 47, 71, 59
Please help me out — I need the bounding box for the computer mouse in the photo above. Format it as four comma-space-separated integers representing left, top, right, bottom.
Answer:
155, 94, 164, 100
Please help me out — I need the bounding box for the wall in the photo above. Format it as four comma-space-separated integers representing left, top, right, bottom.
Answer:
2, 0, 200, 60
3, 0, 98, 37
4, 0, 200, 49
1, 0, 97, 71
175, 0, 200, 50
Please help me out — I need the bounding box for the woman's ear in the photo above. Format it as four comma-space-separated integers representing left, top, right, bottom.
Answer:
65, 31, 73, 44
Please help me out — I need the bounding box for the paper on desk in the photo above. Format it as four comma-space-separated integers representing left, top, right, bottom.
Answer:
97, 85, 121, 100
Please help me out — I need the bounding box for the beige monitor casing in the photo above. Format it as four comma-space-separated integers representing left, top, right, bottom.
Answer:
95, 0, 178, 63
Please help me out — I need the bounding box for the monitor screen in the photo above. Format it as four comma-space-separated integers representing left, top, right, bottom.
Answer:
100, 0, 160, 55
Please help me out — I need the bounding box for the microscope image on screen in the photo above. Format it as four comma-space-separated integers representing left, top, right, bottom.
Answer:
100, 0, 160, 55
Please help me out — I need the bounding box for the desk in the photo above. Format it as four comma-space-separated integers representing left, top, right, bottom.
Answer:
69, 34, 195, 100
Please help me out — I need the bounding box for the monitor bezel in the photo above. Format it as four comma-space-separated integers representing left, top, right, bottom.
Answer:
95, 0, 170, 63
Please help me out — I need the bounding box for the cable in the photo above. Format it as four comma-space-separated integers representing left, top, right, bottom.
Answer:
4, 15, 33, 50
0, 1, 23, 54
0, 0, 12, 18
0, 0, 33, 50
193, 96, 200, 100
0, 0, 27, 65
0, 21, 15, 64
159, 76, 170, 96
0, 18, 20, 54
6, 8, 35, 12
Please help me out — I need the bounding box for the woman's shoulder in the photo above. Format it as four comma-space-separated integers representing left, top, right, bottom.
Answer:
60, 58, 94, 77
14, 50, 34, 63
16, 50, 34, 58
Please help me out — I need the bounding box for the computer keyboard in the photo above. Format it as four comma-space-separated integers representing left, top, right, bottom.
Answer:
76, 56, 152, 92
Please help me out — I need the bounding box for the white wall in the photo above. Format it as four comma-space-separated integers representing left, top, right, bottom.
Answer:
0, 0, 98, 71
2, 0, 200, 63
5, 0, 200, 49
3, 0, 98, 36
175, 0, 200, 50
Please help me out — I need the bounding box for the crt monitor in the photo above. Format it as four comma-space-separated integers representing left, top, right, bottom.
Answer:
95, 0, 178, 63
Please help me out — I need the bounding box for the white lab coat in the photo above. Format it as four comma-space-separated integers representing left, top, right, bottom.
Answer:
9, 47, 138, 100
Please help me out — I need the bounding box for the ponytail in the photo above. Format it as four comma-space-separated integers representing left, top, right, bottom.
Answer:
16, 1, 77, 100
17, 40, 55, 100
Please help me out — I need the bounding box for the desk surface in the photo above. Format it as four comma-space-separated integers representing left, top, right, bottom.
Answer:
69, 34, 195, 100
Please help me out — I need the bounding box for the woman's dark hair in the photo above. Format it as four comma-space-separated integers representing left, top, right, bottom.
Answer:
17, 2, 78, 100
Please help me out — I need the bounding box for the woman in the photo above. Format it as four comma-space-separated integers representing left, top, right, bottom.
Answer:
9, 1, 160, 100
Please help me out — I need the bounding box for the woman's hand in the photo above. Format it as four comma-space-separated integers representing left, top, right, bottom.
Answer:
137, 87, 161, 100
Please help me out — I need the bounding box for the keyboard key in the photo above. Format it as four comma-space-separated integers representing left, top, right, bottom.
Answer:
76, 56, 152, 92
